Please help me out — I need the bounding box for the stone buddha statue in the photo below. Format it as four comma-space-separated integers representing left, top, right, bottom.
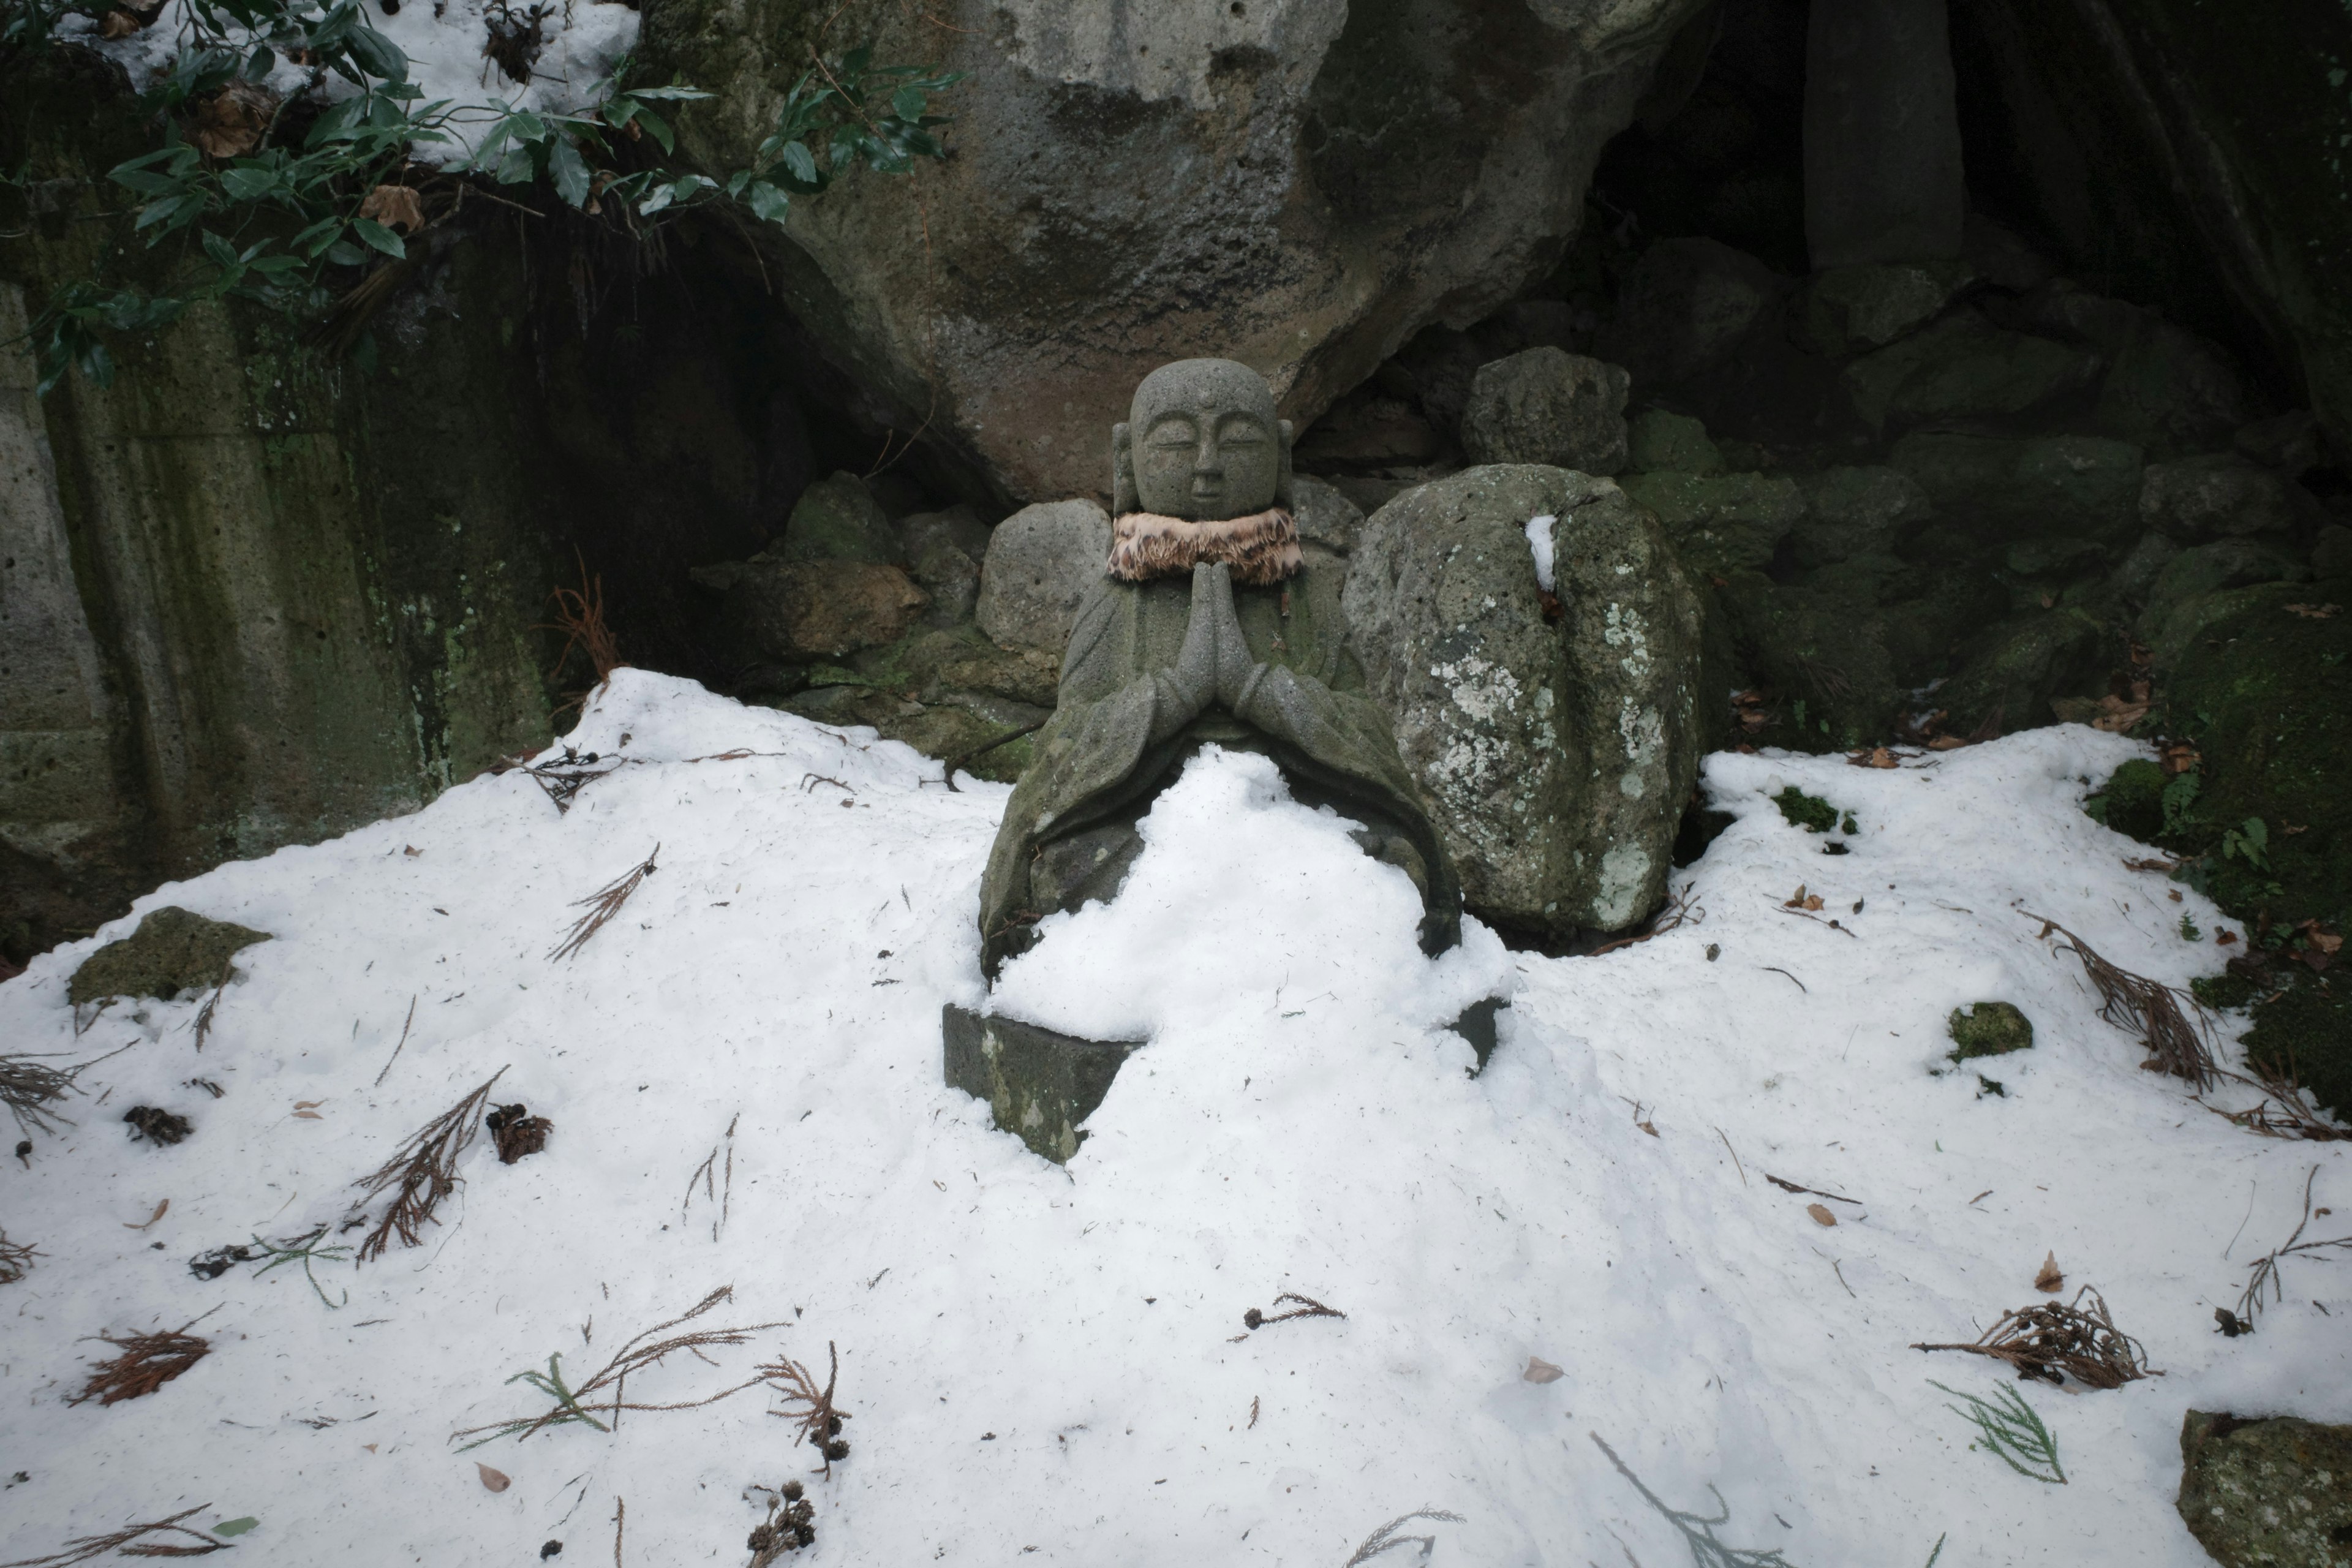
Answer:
976, 358, 1462, 979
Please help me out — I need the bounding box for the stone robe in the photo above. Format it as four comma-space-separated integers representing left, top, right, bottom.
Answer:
978, 553, 1461, 978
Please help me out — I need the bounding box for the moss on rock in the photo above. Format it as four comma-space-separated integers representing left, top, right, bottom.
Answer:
68, 907, 268, 1005
2085, 758, 2166, 842
1774, 786, 1838, 833
1947, 1001, 2034, 1060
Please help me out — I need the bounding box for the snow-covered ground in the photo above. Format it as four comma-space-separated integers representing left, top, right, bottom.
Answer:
75, 0, 639, 167
2, 669, 2345, 1566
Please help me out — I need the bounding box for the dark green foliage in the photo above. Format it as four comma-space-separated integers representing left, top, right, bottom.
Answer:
1932, 1381, 2065, 1484
2242, 977, 2352, 1124
1774, 786, 1838, 833
1948, 1002, 2034, 1060
2086, 758, 2165, 840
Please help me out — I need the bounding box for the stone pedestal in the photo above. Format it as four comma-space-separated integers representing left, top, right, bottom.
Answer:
942, 1005, 1143, 1164
1803, 0, 1965, 268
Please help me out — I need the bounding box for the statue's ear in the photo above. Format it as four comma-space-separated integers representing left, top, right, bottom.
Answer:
1275, 418, 1295, 511
1112, 421, 1137, 515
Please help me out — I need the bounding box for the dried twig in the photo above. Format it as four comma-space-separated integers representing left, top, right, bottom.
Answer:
69, 1319, 213, 1406
347, 1067, 507, 1262
542, 549, 624, 686
2233, 1166, 2352, 1332
500, 744, 630, 815
190, 955, 233, 1052
1592, 881, 1706, 956
760, 1341, 851, 1475
1910, 1285, 2152, 1387
0, 1504, 233, 1566
1, 1047, 126, 1138
684, 1113, 739, 1242
2204, 1067, 2351, 1142
1243, 1292, 1346, 1330
452, 1285, 787, 1449
1764, 1174, 1861, 1207
1589, 1431, 1794, 1566
0, 1227, 39, 1284
2028, 915, 2216, 1087
373, 995, 418, 1088
746, 1480, 818, 1564
1343, 1509, 1466, 1566
551, 845, 660, 962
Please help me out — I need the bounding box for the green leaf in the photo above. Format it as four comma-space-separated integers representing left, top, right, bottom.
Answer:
627, 85, 713, 100
602, 96, 640, 128
631, 103, 673, 154
891, 85, 925, 120
508, 109, 548, 144
351, 217, 405, 258
214, 1518, 260, 1539
494, 145, 537, 186
292, 216, 344, 255
636, 182, 676, 216
345, 24, 408, 82
219, 165, 279, 202
742, 181, 791, 224
325, 238, 368, 266
200, 228, 241, 268
780, 139, 818, 186
547, 137, 592, 208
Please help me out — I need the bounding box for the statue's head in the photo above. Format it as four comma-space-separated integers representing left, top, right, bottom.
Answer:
1112, 358, 1294, 521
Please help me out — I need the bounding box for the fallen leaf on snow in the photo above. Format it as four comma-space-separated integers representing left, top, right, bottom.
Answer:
2216, 931, 2237, 946
2034, 1251, 2064, 1293
214, 1518, 259, 1538
189, 81, 277, 160
1522, 1357, 1565, 1384
123, 1199, 168, 1231
476, 1463, 511, 1493
1783, 885, 1823, 911
1849, 746, 1899, 769
99, 9, 140, 34
1926, 736, 1969, 751
1806, 1204, 1836, 1227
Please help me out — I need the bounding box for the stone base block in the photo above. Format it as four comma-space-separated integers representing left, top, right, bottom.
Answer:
942, 1005, 1142, 1164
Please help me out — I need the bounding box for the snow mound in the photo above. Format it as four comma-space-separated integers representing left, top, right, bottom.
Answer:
1, 669, 2345, 1566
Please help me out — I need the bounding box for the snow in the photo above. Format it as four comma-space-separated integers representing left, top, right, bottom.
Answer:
1523, 514, 1557, 594
75, 0, 641, 167
2, 668, 2346, 1567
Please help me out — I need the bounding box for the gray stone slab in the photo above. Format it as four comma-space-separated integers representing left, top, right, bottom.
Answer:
1804, 0, 1965, 267
943, 1005, 1143, 1164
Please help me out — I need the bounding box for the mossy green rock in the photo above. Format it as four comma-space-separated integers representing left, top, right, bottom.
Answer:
1844, 312, 2100, 432
1621, 471, 1806, 576
2139, 540, 2309, 638
1625, 410, 1724, 475
1714, 574, 1903, 747
779, 472, 899, 564
1788, 466, 1932, 568
69, 907, 268, 1005
1936, 611, 2111, 736
941, 1004, 1139, 1164
1947, 1001, 2034, 1059
1774, 787, 1837, 832
2242, 979, 2352, 1125
2177, 1411, 2352, 1568
2087, 758, 2166, 842
1891, 432, 2144, 544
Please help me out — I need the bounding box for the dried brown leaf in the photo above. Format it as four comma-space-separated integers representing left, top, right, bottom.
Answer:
1806, 1203, 1836, 1227
475, 1463, 510, 1493
1522, 1357, 1564, 1384
2035, 1251, 2064, 1293
358, 184, 426, 234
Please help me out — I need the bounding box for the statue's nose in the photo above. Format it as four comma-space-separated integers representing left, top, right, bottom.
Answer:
1193, 435, 1223, 475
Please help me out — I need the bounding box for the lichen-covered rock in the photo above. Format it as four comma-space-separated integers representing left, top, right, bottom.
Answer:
1597, 238, 1790, 392
1460, 348, 1629, 473
69, 907, 269, 1005
1344, 465, 1703, 937
1619, 470, 1807, 575
778, 471, 898, 563
1844, 311, 2102, 432
2141, 454, 2315, 541
2177, 1411, 2352, 1568
693, 558, 929, 660
1625, 410, 1723, 475
1947, 1001, 2033, 1059
1891, 432, 2145, 543
974, 500, 1113, 657
640, 0, 1717, 502
1789, 466, 1932, 568
941, 1003, 1140, 1164
2139, 541, 2311, 639
1800, 260, 1975, 356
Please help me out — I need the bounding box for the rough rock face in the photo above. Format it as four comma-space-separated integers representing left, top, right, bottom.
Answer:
2140, 456, 2313, 541
778, 472, 899, 563
639, 0, 1715, 500
1459, 348, 1630, 473
1803, 0, 1965, 267
975, 500, 1112, 656
2177, 1411, 2352, 1568
693, 557, 930, 659
1344, 465, 1702, 937
1597, 237, 1790, 391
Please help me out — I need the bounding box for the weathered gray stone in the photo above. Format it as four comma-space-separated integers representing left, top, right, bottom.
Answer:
1789, 466, 1932, 568
1801, 260, 1975, 356
69, 906, 269, 1005
1803, 0, 1966, 268
2013, 284, 2250, 457
1344, 466, 1703, 937
2139, 540, 2310, 637
1460, 349, 1629, 473
1596, 238, 1790, 391
2108, 532, 2184, 603
1291, 475, 1366, 556
1844, 311, 2102, 432
2177, 1411, 2352, 1568
1891, 432, 2144, 543
643, 0, 1719, 502
974, 500, 1113, 656
941, 1004, 1141, 1164
2235, 411, 2328, 479
779, 472, 898, 564
2141, 455, 2313, 542
1625, 410, 1723, 475
1618, 470, 1807, 575
899, 504, 992, 564
908, 540, 981, 627
693, 557, 930, 660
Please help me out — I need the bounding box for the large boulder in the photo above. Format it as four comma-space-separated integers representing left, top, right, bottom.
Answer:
69, 907, 270, 1005
2177, 1411, 2352, 1568
1596, 237, 1790, 391
1788, 466, 1932, 567
1624, 410, 1724, 475
692, 557, 930, 660
1844, 311, 2102, 433
2140, 454, 2316, 541
1934, 611, 2113, 737
640, 0, 1717, 502
1344, 466, 1703, 937
1891, 432, 2145, 544
1618, 470, 1807, 575
1799, 260, 1975, 356
974, 500, 1112, 656
1459, 349, 1630, 473
778, 471, 899, 563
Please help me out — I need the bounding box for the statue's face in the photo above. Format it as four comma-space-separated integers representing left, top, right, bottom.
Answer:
1127, 360, 1284, 520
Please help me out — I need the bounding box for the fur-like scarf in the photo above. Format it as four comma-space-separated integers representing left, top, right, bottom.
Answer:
1106, 507, 1302, 586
